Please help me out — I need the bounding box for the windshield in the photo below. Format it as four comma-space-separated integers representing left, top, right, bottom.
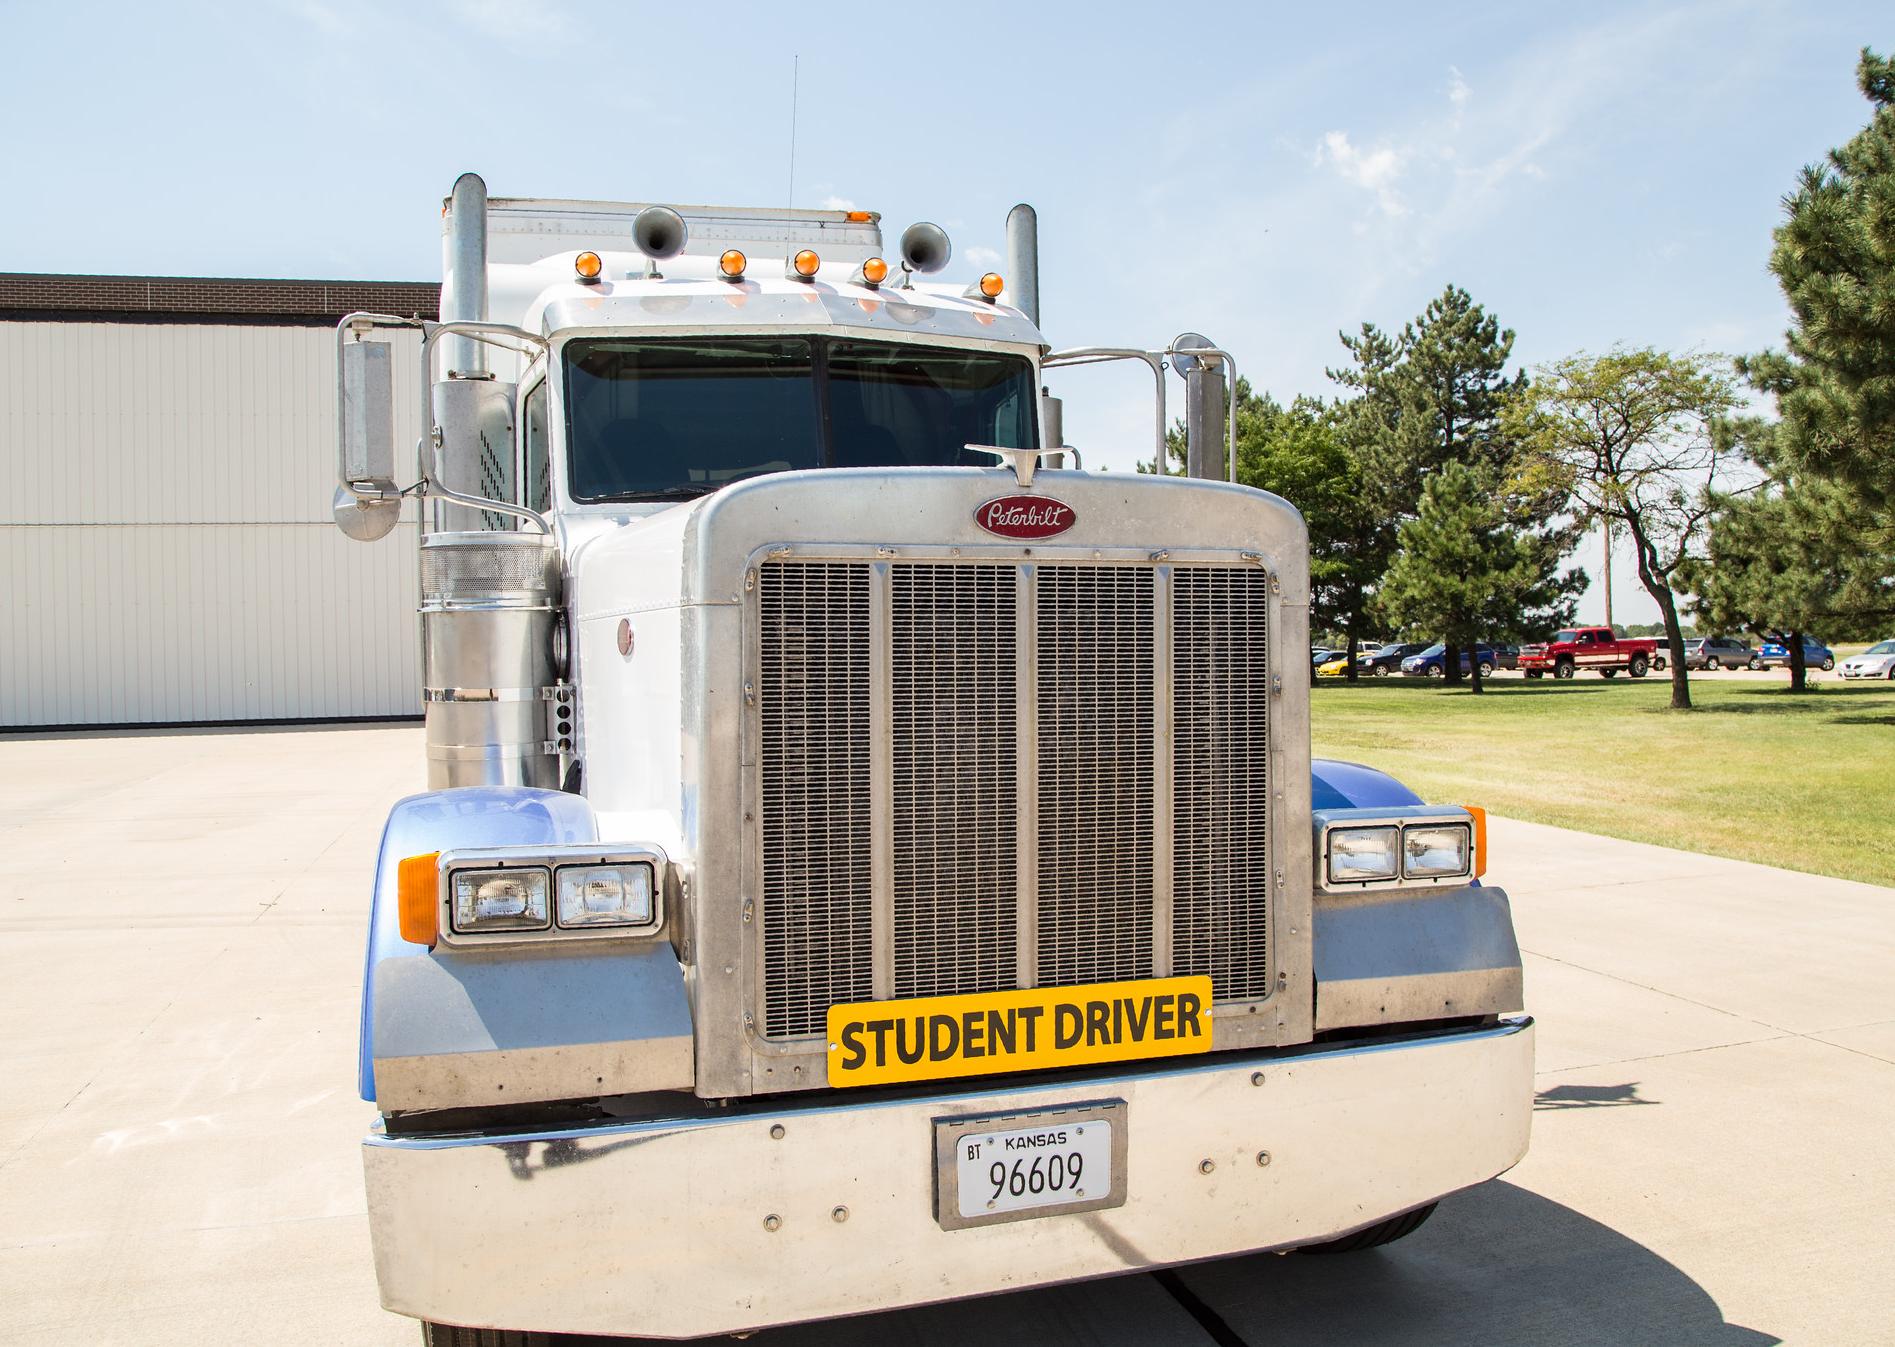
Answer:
1867, 641, 1895, 655
1552, 630, 1579, 643
564, 336, 1039, 501
1418, 644, 1445, 656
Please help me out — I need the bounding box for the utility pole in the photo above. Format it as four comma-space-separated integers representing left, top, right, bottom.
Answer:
1601, 518, 1614, 632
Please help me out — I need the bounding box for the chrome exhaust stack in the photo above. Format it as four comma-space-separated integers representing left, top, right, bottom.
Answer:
423, 174, 565, 788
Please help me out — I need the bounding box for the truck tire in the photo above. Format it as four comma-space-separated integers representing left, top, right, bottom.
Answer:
1553, 660, 1574, 680
422, 1324, 552, 1346
1297, 1202, 1438, 1255
1479, 662, 1495, 677
1628, 654, 1649, 678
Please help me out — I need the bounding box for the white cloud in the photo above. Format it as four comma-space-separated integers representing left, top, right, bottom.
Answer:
1448, 66, 1472, 109
965, 245, 1002, 267
821, 195, 857, 211
1315, 130, 1408, 217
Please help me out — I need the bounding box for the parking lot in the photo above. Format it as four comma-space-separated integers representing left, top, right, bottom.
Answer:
2, 724, 1891, 1345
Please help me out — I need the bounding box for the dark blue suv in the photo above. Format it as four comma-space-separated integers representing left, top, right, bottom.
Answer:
1400, 643, 1500, 677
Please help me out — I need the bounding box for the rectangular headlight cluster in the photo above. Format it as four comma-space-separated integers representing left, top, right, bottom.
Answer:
450, 862, 656, 936
1326, 822, 1472, 886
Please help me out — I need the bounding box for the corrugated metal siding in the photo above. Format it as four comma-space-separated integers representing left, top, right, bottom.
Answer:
1, 321, 426, 725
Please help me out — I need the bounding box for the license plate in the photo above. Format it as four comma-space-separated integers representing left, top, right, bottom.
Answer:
826, 976, 1212, 1088
934, 1101, 1128, 1230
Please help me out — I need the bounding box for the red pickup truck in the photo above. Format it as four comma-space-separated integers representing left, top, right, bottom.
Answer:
1518, 626, 1660, 679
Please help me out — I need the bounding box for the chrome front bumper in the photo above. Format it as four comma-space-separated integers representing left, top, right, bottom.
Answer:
365, 1017, 1534, 1338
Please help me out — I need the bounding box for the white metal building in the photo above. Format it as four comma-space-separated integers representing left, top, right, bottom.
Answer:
1, 275, 437, 727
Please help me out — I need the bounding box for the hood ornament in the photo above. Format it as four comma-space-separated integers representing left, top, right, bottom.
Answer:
968, 445, 1082, 488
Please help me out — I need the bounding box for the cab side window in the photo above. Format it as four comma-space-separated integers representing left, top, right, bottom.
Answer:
523, 380, 551, 513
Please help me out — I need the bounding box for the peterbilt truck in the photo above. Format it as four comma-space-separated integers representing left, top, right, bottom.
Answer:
336, 174, 1532, 1343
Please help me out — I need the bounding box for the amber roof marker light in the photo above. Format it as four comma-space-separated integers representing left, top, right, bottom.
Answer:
855, 256, 890, 288
574, 250, 603, 283
789, 249, 821, 280
719, 249, 748, 280
964, 271, 1005, 302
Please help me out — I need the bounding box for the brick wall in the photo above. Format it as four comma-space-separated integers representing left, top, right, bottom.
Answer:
0, 273, 439, 326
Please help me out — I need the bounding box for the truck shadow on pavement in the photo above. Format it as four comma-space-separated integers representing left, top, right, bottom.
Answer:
569, 1180, 1775, 1347
1535, 1081, 1661, 1110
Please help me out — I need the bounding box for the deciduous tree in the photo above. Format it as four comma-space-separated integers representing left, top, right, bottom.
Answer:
1506, 348, 1742, 709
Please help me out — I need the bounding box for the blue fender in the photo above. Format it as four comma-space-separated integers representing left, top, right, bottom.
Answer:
358, 787, 600, 1102
1312, 758, 1425, 811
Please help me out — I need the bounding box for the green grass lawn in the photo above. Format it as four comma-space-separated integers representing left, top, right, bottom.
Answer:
1311, 675, 1895, 887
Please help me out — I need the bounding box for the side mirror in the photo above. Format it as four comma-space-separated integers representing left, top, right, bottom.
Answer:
337, 339, 399, 540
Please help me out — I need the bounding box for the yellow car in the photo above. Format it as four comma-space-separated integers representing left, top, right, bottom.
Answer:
1316, 655, 1352, 677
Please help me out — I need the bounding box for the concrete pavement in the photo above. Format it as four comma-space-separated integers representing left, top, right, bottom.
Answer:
1, 725, 1889, 1345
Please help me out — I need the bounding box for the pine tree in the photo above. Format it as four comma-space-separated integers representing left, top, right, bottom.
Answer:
1740, 49, 1895, 510
1342, 288, 1531, 681
1376, 461, 1584, 694
1684, 474, 1895, 692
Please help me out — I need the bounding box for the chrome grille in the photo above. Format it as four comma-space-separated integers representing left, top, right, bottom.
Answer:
891, 565, 1018, 998
754, 557, 1271, 1041
758, 563, 872, 1038
1036, 566, 1155, 987
1172, 568, 1272, 998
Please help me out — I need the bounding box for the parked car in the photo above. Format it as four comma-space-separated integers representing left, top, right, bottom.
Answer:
1356, 642, 1428, 676
1316, 652, 1351, 677
1682, 636, 1754, 671
1518, 627, 1658, 679
1492, 643, 1521, 671
1755, 638, 1835, 671
1841, 639, 1895, 680
1311, 647, 1342, 669
1401, 643, 1502, 677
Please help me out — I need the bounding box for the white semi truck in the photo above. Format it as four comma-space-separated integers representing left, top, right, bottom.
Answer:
338, 174, 1532, 1344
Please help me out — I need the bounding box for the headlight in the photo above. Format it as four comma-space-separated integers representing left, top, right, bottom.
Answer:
1403, 824, 1472, 879
557, 864, 655, 929
1327, 826, 1400, 883
452, 868, 551, 932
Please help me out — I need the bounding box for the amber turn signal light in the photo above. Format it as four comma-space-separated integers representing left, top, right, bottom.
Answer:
1463, 806, 1488, 878
978, 271, 1005, 298
792, 249, 821, 278
574, 251, 603, 281
397, 852, 442, 947
719, 249, 747, 279
861, 256, 889, 285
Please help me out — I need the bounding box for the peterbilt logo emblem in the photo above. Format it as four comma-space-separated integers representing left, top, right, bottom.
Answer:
975, 495, 1076, 539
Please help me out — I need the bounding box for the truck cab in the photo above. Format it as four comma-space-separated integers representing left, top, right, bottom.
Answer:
334, 176, 1532, 1342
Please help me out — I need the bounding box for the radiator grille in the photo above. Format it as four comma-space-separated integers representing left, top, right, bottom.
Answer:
1172, 568, 1273, 998
755, 557, 1270, 1041
1036, 566, 1155, 987
891, 565, 1019, 998
758, 563, 873, 1037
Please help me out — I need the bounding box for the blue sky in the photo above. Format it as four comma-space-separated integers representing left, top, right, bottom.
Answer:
4, 0, 1888, 624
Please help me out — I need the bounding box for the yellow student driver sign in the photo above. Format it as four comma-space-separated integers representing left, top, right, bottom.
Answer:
826, 976, 1214, 1088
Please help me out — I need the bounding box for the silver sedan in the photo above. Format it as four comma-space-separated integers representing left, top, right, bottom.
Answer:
1840, 640, 1895, 680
